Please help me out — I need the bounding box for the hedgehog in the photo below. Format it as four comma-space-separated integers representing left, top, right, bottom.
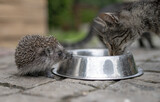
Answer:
15, 35, 71, 77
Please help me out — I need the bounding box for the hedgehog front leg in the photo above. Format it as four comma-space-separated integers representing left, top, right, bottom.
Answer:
25, 72, 41, 77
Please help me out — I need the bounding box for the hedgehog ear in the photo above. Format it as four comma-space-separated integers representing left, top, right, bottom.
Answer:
98, 13, 119, 26
38, 48, 48, 57
44, 47, 51, 56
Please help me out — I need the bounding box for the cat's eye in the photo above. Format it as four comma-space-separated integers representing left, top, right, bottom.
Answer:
106, 22, 113, 27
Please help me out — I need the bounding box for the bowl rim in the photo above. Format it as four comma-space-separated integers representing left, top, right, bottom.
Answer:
68, 49, 132, 58
52, 68, 143, 81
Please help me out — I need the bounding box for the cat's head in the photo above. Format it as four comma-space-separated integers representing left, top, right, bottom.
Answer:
93, 13, 132, 56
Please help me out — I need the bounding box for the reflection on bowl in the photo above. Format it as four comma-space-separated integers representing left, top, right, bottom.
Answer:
53, 49, 143, 80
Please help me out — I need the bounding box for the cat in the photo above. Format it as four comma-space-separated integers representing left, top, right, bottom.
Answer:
93, 0, 160, 56
138, 32, 156, 48
62, 1, 156, 49
93, 2, 156, 49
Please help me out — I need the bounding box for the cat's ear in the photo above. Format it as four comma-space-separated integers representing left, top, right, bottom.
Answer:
98, 13, 119, 25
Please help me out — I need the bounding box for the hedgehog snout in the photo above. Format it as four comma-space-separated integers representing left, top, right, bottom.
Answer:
60, 51, 72, 60
64, 52, 72, 59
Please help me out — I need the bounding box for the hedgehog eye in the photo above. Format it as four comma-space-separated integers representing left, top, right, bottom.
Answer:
46, 48, 51, 54
57, 51, 62, 56
40, 50, 46, 56
44, 47, 52, 56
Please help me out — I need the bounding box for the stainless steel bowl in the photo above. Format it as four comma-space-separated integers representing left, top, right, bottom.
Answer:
52, 49, 143, 80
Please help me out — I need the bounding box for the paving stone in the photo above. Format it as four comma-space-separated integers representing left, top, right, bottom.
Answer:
0, 55, 15, 68
71, 79, 160, 102
0, 54, 16, 79
139, 62, 160, 72
135, 72, 160, 83
107, 79, 160, 92
0, 67, 17, 79
135, 61, 145, 67
0, 45, 160, 102
0, 94, 57, 102
150, 55, 160, 62
131, 49, 160, 61
63, 79, 115, 89
0, 56, 55, 89
0, 62, 17, 79
24, 81, 95, 99
0, 86, 19, 96
0, 75, 55, 89
106, 79, 160, 101
153, 57, 160, 61
70, 89, 159, 102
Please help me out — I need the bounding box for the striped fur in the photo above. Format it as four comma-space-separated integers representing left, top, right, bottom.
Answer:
93, 0, 160, 56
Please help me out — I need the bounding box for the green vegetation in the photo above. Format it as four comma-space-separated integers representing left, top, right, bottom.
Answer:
48, 0, 74, 29
81, 9, 97, 23
48, 0, 122, 43
78, 0, 122, 7
48, 0, 122, 29
49, 30, 87, 43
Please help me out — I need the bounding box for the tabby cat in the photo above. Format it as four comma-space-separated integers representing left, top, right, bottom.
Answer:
93, 0, 160, 56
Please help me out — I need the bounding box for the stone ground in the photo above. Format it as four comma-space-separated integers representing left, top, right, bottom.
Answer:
0, 38, 160, 102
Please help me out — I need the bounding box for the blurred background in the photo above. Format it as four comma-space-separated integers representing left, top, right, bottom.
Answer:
0, 0, 159, 49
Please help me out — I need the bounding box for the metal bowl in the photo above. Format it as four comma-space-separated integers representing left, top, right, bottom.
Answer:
52, 49, 143, 80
